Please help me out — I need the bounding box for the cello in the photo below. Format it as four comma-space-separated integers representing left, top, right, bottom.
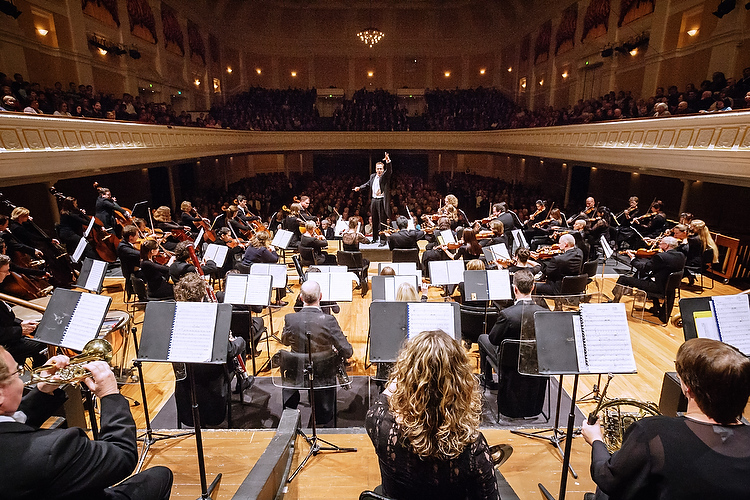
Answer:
50, 187, 119, 263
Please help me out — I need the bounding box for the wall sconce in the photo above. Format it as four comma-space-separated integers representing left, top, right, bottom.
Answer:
367, 71, 374, 77
629, 48, 638, 56
291, 71, 297, 77
479, 68, 486, 75
539, 79, 544, 86
98, 48, 108, 55
561, 71, 569, 79
36, 27, 48, 36
256, 68, 262, 74
687, 28, 699, 36
507, 67, 512, 73
444, 71, 451, 77
194, 79, 200, 86
226, 67, 232, 73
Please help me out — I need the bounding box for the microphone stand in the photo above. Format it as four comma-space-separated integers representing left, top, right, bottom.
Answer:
287, 332, 357, 482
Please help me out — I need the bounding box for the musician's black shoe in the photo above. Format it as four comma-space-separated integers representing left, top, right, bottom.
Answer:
236, 375, 255, 394
646, 306, 662, 315
378, 240, 388, 247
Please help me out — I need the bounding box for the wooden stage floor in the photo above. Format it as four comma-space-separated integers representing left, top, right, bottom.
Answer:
92, 261, 746, 499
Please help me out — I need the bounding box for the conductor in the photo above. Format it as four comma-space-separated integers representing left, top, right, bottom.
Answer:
354, 152, 392, 247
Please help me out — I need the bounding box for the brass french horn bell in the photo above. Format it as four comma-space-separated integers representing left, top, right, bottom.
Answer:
28, 338, 113, 387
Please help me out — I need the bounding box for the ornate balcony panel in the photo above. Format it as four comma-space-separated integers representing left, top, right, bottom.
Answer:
1, 112, 749, 186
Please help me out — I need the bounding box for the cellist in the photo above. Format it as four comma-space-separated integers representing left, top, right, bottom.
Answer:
95, 186, 129, 233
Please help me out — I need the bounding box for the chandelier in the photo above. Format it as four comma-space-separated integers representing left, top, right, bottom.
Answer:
358, 0, 383, 47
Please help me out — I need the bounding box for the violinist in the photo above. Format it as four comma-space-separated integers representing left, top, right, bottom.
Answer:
9, 208, 56, 255
299, 220, 336, 265
507, 247, 541, 274
479, 220, 507, 248
567, 196, 596, 225
341, 217, 371, 251
0, 254, 46, 367
235, 195, 262, 224
179, 201, 206, 235
687, 219, 720, 285
214, 228, 245, 277
281, 203, 303, 249
611, 236, 686, 321
240, 231, 287, 307
534, 234, 584, 296
137, 239, 175, 299
442, 194, 469, 229
525, 200, 548, 229
152, 206, 186, 251
57, 197, 98, 261
441, 228, 483, 261
492, 202, 523, 233
297, 195, 314, 223
94, 186, 128, 232
117, 225, 141, 297
587, 206, 612, 259
387, 216, 426, 251
615, 196, 640, 226
671, 224, 701, 286
421, 217, 453, 277
528, 208, 564, 250
630, 200, 667, 246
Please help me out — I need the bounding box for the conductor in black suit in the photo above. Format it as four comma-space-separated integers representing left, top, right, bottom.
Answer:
354, 152, 392, 246
0, 346, 173, 499
534, 234, 584, 295
478, 269, 549, 418
281, 280, 353, 426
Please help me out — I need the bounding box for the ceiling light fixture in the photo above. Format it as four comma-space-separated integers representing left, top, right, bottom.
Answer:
357, 0, 384, 47
36, 27, 48, 36
687, 28, 699, 36
98, 47, 108, 55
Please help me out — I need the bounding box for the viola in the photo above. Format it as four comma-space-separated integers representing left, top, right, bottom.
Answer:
475, 230, 495, 239
531, 244, 565, 260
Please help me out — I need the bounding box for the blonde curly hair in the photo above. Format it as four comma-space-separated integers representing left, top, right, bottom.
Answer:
387, 329, 482, 459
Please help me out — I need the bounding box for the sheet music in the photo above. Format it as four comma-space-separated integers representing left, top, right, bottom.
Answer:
307, 273, 353, 302
693, 310, 720, 340
60, 294, 111, 351
306, 273, 330, 301
223, 274, 249, 304
250, 263, 287, 288
572, 314, 588, 373
383, 275, 419, 301
168, 302, 218, 362
195, 228, 205, 247
272, 229, 293, 248
600, 235, 614, 259
84, 259, 107, 292
72, 238, 87, 263
577, 303, 637, 373
486, 269, 512, 300
490, 243, 511, 261
511, 229, 528, 249
439, 229, 456, 244
429, 260, 465, 285
711, 294, 750, 355
204, 244, 229, 266
313, 265, 347, 273
244, 275, 272, 305
334, 218, 349, 237
407, 303, 456, 339
379, 262, 419, 276
84, 216, 96, 237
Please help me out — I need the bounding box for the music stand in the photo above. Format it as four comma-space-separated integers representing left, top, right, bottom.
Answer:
273, 333, 357, 483
223, 274, 273, 376
533, 302, 636, 500
34, 288, 112, 439
137, 301, 233, 499
250, 263, 289, 343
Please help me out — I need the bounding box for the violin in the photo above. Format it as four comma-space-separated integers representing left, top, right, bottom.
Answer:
632, 212, 657, 224
475, 230, 495, 239
620, 248, 662, 259
531, 244, 565, 260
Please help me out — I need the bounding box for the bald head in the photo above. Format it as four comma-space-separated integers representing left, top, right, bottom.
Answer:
300, 280, 322, 306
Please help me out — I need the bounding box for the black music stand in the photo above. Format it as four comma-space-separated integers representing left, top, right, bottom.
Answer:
137, 301, 233, 499
223, 274, 273, 376
533, 305, 636, 500
276, 332, 357, 483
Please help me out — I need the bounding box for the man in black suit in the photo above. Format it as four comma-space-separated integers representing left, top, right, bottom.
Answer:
535, 234, 584, 295
281, 280, 353, 426
0, 346, 173, 498
117, 225, 141, 298
612, 236, 686, 320
299, 221, 336, 265
388, 216, 426, 250
95, 186, 128, 232
0, 255, 46, 367
354, 152, 392, 246
478, 269, 549, 418
492, 202, 523, 233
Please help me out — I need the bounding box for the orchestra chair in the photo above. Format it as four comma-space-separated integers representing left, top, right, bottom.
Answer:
631, 270, 683, 326
391, 248, 420, 266
479, 338, 550, 423
359, 490, 394, 500
459, 304, 499, 350
554, 274, 589, 311
234, 262, 251, 274
129, 275, 170, 323
683, 249, 715, 294
582, 260, 598, 283
278, 348, 341, 428
298, 246, 317, 267
175, 364, 234, 429
292, 254, 306, 284
336, 250, 369, 297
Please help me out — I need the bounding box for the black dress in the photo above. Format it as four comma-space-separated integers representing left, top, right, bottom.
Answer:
365, 394, 499, 500
590, 416, 750, 500
138, 259, 174, 298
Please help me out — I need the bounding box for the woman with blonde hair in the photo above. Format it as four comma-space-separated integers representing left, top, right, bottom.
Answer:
689, 219, 719, 264
366, 330, 498, 499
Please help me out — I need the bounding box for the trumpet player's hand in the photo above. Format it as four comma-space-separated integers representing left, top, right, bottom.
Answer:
82, 361, 119, 398
21, 320, 38, 336
36, 354, 71, 394
582, 417, 604, 446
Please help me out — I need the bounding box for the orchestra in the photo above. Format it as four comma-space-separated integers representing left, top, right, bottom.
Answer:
0, 153, 745, 499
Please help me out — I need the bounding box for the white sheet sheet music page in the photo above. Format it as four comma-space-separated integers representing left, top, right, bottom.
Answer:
579, 303, 636, 373
447, 260, 466, 283
60, 294, 111, 351
407, 303, 455, 339
168, 302, 217, 362
307, 273, 331, 301
711, 294, 750, 355
84, 260, 107, 291
328, 273, 354, 302
244, 275, 272, 306
487, 270, 512, 300
383, 277, 396, 301
223, 275, 249, 304
429, 261, 449, 285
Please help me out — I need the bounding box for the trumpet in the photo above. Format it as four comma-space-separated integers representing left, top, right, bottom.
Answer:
28, 339, 113, 387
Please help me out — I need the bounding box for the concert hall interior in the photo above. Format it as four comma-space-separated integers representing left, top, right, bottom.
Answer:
1, 0, 750, 499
